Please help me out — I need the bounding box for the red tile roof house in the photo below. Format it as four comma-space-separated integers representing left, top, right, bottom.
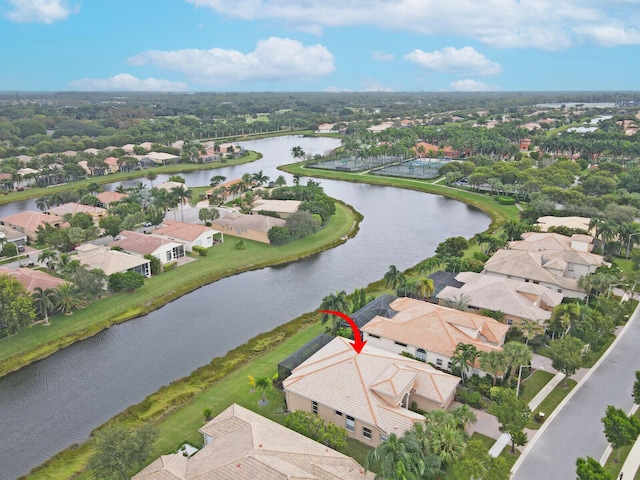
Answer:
95, 191, 129, 207
0, 211, 69, 241
0, 267, 67, 293
413, 142, 459, 158
283, 337, 461, 447
153, 220, 223, 252
110, 230, 186, 265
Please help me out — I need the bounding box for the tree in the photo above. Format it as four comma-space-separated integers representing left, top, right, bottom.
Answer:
442, 293, 471, 311
601, 405, 640, 462
319, 291, 350, 335
285, 210, 321, 238
172, 184, 192, 222
54, 282, 84, 315
145, 170, 157, 188
99, 215, 123, 240
209, 175, 226, 187
479, 350, 507, 386
365, 433, 441, 480
38, 249, 58, 269
108, 271, 145, 293
435, 236, 469, 258
548, 336, 585, 387
411, 418, 466, 467
516, 319, 544, 345
198, 207, 219, 223
252, 170, 270, 186
88, 423, 157, 480
452, 343, 479, 385
414, 277, 435, 300
489, 387, 531, 454
451, 440, 511, 480
255, 376, 271, 405
633, 370, 640, 405
0, 276, 36, 338
351, 288, 368, 312
291, 146, 305, 160
576, 456, 613, 480
275, 175, 287, 187
32, 286, 57, 325
501, 341, 532, 387
384, 265, 405, 296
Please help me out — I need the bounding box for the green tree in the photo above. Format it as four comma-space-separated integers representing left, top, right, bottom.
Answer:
291, 146, 305, 160
255, 376, 271, 405
452, 343, 479, 385
575, 456, 613, 480
285, 210, 321, 239
275, 175, 287, 187
172, 184, 192, 222
351, 288, 368, 312
54, 282, 84, 315
99, 215, 123, 240
87, 423, 157, 480
0, 276, 36, 337
414, 277, 435, 300
145, 170, 157, 188
489, 387, 531, 454
143, 254, 162, 275
32, 286, 57, 325
365, 433, 440, 480
384, 264, 406, 296
516, 319, 544, 345
601, 405, 640, 462
319, 291, 350, 335
633, 370, 640, 405
283, 410, 347, 451
479, 350, 507, 386
548, 336, 585, 387
108, 271, 145, 293
502, 341, 532, 387
435, 236, 469, 258
547, 302, 582, 338
451, 440, 511, 480
209, 175, 226, 187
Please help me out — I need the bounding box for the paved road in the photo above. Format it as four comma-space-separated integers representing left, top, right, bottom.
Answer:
512, 303, 640, 479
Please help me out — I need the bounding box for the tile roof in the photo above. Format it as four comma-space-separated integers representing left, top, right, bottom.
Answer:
48, 202, 107, 217
0, 224, 27, 241
437, 271, 562, 323
110, 230, 181, 255
251, 199, 301, 214
0, 210, 67, 232
154, 220, 220, 242
0, 267, 67, 293
212, 213, 286, 233
510, 231, 594, 253
536, 216, 592, 232
133, 404, 372, 480
283, 337, 460, 436
75, 244, 150, 275
363, 297, 509, 358
96, 191, 128, 205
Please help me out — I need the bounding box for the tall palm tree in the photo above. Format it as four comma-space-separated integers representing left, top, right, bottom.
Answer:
254, 376, 271, 405
479, 350, 507, 386
547, 303, 581, 339
414, 277, 435, 300
54, 283, 85, 315
32, 287, 57, 325
172, 184, 192, 222
145, 171, 158, 188
38, 249, 58, 269
291, 146, 305, 160
452, 343, 479, 384
251, 170, 270, 187
384, 265, 405, 296
501, 341, 532, 387
365, 433, 439, 480
319, 291, 351, 335
423, 422, 466, 466
517, 319, 544, 345
417, 256, 444, 275
442, 294, 472, 312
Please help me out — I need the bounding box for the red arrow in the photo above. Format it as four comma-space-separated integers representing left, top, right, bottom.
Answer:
319, 310, 367, 354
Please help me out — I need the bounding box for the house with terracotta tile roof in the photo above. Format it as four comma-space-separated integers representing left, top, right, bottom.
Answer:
103, 156, 119, 174
211, 213, 286, 244
0, 267, 67, 293
437, 271, 563, 326
0, 211, 68, 241
110, 230, 185, 265
283, 337, 460, 447
413, 142, 459, 158
482, 249, 587, 299
316, 123, 336, 133
153, 220, 223, 252
75, 244, 151, 278
133, 403, 373, 480
95, 191, 128, 207
48, 202, 107, 223
361, 297, 509, 377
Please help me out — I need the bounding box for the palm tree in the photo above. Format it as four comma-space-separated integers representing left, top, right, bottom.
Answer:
319, 291, 350, 335
384, 265, 405, 296
38, 249, 58, 269
35, 195, 52, 212
547, 303, 581, 339
452, 343, 479, 384
251, 170, 270, 187
365, 433, 439, 480
54, 283, 85, 315
417, 256, 444, 275
32, 287, 57, 325
423, 422, 466, 466
501, 341, 532, 387
517, 319, 544, 345
145, 171, 158, 188
274, 175, 287, 187
414, 277, 435, 300
292, 174, 301, 186
479, 350, 507, 386
291, 146, 305, 160
172, 184, 192, 222
442, 294, 472, 311
254, 376, 271, 405
209, 175, 226, 188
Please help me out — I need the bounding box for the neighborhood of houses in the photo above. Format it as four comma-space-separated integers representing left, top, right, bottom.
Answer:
131, 215, 615, 477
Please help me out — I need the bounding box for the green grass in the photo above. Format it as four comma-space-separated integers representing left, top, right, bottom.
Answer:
0, 201, 359, 377
0, 152, 262, 206
527, 379, 577, 429
604, 410, 640, 479
280, 162, 520, 231
519, 370, 555, 405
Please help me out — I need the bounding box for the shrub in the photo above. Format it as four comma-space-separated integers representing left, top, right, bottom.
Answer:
1, 242, 17, 257
235, 240, 246, 250
164, 262, 177, 272
257, 210, 281, 218
192, 246, 208, 257
203, 408, 213, 421
456, 389, 487, 409
495, 196, 516, 205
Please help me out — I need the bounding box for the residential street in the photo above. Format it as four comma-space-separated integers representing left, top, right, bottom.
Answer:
512, 303, 640, 479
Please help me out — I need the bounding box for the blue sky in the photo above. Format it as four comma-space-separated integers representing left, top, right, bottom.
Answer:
2, 0, 640, 92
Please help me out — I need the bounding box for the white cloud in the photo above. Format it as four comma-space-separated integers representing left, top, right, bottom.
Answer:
67, 74, 188, 92
405, 46, 501, 76
4, 0, 77, 23
361, 79, 394, 92
372, 50, 394, 61
128, 37, 335, 86
449, 79, 500, 92
186, 0, 640, 49
573, 25, 640, 46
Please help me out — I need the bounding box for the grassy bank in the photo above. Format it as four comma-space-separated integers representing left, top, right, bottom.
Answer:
279, 162, 520, 231
0, 200, 360, 378
0, 152, 261, 206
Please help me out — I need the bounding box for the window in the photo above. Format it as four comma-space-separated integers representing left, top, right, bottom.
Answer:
312, 401, 318, 414
380, 434, 388, 442
557, 289, 562, 293
368, 334, 380, 339
394, 341, 408, 347
166, 251, 171, 262
447, 361, 452, 370
507, 319, 513, 326
335, 410, 342, 416
346, 415, 355, 432
363, 427, 372, 440
436, 358, 443, 367
416, 348, 426, 362
568, 264, 574, 271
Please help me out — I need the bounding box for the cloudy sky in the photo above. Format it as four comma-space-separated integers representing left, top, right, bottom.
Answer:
2, 0, 640, 92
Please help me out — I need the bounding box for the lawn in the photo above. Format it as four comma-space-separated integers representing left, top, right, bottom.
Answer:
527, 379, 577, 429
0, 200, 359, 377
519, 370, 555, 405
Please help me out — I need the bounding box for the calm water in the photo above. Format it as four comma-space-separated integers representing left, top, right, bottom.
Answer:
0, 136, 490, 479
